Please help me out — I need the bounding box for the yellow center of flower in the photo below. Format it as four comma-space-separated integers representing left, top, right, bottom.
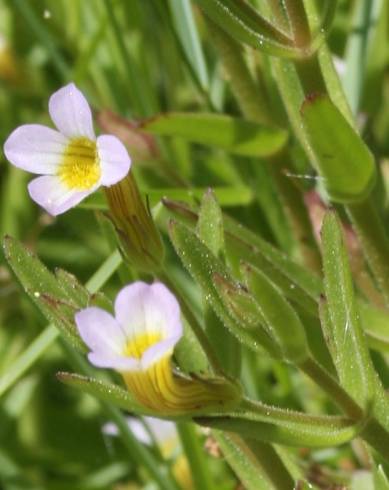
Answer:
58, 137, 101, 190
124, 332, 163, 359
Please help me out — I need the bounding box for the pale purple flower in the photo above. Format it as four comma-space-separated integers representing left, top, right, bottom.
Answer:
75, 281, 183, 373
3, 83, 131, 215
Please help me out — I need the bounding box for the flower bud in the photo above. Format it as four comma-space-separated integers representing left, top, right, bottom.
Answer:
105, 173, 164, 273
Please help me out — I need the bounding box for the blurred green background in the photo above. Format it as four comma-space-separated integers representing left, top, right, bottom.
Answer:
1, 1, 389, 489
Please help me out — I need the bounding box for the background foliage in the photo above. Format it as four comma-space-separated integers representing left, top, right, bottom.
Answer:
1, 1, 389, 489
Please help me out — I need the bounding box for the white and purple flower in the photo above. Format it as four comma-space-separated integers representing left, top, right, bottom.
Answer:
4, 83, 131, 215
75, 281, 240, 414
75, 281, 183, 374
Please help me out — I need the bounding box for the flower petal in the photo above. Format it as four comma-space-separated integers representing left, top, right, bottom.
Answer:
114, 282, 183, 340
28, 175, 94, 216
49, 83, 95, 140
97, 134, 131, 186
88, 352, 140, 370
75, 307, 126, 356
141, 336, 181, 369
3, 124, 68, 174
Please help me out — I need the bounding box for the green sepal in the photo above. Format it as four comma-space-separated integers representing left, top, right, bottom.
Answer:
242, 263, 310, 363
300, 94, 376, 203
169, 220, 281, 357
3, 236, 87, 351
321, 211, 377, 405
141, 112, 288, 157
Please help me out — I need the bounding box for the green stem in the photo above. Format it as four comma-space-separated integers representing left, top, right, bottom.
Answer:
177, 422, 215, 490
282, 0, 311, 48
295, 55, 327, 94
347, 197, 389, 306
205, 17, 274, 126
0, 326, 58, 399
268, 152, 322, 272
299, 357, 363, 419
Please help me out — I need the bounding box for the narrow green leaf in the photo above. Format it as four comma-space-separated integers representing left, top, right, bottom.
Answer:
242, 263, 309, 363
196, 0, 299, 59
218, 434, 295, 490
169, 221, 281, 357
300, 94, 376, 202
321, 211, 376, 405
168, 0, 209, 91
214, 433, 285, 490
141, 112, 288, 157
198, 413, 361, 448
198, 190, 240, 377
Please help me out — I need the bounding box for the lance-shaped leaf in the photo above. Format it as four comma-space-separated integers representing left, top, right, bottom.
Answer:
300, 94, 376, 203
197, 412, 362, 448
242, 263, 310, 363
196, 0, 299, 59
3, 236, 87, 351
321, 211, 377, 406
198, 190, 241, 376
141, 113, 288, 157
169, 220, 281, 358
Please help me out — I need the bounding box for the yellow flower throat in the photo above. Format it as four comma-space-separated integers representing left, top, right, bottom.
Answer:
59, 137, 101, 190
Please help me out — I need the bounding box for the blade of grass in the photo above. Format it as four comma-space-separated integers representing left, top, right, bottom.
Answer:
343, 0, 383, 115
177, 422, 215, 490
168, 0, 209, 93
